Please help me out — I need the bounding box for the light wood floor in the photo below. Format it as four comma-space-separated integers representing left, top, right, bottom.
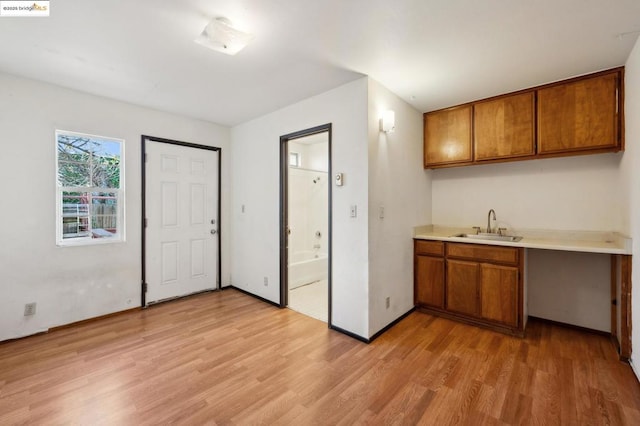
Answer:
1, 289, 639, 425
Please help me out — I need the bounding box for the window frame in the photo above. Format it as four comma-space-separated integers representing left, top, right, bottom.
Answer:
55, 130, 126, 247
289, 152, 300, 167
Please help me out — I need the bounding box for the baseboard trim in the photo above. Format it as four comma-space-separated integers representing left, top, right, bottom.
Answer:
368, 307, 416, 343
0, 306, 142, 346
229, 285, 281, 308
0, 330, 49, 346
328, 324, 369, 343
50, 307, 142, 332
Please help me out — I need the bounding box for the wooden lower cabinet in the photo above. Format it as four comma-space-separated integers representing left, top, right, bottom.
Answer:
446, 260, 479, 316
415, 255, 445, 308
414, 239, 524, 336
480, 263, 519, 327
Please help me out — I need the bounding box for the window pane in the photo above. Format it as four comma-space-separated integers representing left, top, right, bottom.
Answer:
91, 156, 120, 188
58, 160, 90, 186
90, 192, 118, 237
57, 134, 92, 186
57, 134, 92, 161
61, 191, 90, 239
57, 133, 121, 188
290, 152, 299, 167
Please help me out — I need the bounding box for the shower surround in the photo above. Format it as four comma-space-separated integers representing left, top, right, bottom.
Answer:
288, 166, 328, 288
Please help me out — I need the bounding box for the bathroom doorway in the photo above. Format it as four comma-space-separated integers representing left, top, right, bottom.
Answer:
280, 124, 331, 324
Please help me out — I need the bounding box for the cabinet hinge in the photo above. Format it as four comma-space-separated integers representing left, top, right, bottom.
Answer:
143, 282, 148, 293
616, 88, 619, 115
612, 298, 617, 306
144, 218, 148, 228
144, 153, 148, 163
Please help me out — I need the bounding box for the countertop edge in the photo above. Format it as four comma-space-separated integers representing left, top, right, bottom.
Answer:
413, 225, 632, 255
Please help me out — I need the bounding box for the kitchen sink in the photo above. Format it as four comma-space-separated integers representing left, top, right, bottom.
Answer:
450, 233, 523, 242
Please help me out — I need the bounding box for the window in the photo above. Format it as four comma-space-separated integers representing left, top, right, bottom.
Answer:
56, 130, 124, 246
289, 152, 300, 167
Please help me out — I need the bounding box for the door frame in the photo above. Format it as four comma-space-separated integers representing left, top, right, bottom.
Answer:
141, 135, 222, 307
279, 123, 332, 326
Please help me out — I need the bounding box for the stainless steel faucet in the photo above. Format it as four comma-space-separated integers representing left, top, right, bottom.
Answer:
487, 209, 496, 233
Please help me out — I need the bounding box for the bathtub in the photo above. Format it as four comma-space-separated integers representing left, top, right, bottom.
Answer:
289, 251, 328, 289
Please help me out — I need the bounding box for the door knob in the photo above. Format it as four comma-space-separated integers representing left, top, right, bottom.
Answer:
210, 229, 217, 235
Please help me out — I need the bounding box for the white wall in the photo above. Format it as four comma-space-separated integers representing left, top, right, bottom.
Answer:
527, 250, 610, 331
367, 78, 432, 336
289, 139, 329, 173
230, 78, 370, 338
621, 36, 640, 376
432, 153, 624, 231
0, 72, 231, 342
288, 166, 329, 258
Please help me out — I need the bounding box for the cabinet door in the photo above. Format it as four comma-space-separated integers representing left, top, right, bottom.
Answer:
446, 260, 479, 316
537, 72, 619, 154
480, 263, 518, 327
424, 105, 472, 167
474, 92, 535, 161
415, 255, 445, 308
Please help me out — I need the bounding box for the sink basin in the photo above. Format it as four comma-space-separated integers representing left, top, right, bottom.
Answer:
450, 233, 523, 242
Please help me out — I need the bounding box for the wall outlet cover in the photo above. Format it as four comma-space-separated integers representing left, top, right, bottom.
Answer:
24, 302, 36, 316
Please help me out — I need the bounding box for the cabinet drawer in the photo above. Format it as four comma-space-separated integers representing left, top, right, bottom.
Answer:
415, 240, 444, 256
446, 243, 519, 265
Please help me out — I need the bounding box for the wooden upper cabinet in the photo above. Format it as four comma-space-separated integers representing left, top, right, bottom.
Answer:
423, 67, 623, 169
424, 105, 472, 167
537, 72, 620, 154
474, 92, 535, 161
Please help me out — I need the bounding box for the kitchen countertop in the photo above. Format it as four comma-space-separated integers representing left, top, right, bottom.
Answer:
414, 225, 632, 255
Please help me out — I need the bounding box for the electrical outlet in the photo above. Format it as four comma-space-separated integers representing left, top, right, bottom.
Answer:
264, 276, 268, 286
24, 302, 36, 316
385, 297, 390, 309
350, 205, 357, 218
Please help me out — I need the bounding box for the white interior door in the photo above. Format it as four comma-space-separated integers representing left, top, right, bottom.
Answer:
145, 141, 218, 304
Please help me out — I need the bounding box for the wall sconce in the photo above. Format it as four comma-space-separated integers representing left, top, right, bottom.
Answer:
194, 17, 253, 55
380, 110, 395, 133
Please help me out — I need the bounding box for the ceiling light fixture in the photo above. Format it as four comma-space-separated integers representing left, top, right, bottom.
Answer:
195, 17, 253, 55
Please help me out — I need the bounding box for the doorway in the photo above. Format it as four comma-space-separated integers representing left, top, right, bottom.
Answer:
142, 136, 221, 306
280, 124, 332, 324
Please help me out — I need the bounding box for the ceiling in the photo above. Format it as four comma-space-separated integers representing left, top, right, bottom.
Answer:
1, 0, 639, 126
